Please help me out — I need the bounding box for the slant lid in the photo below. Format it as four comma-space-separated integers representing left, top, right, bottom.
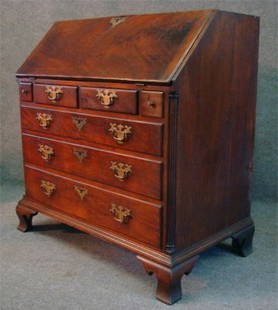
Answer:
16, 10, 215, 83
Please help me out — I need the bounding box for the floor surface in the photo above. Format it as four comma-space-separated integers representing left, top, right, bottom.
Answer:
0, 182, 277, 310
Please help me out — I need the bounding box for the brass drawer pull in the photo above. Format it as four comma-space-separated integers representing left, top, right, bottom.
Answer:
108, 123, 132, 144
96, 89, 117, 108
45, 86, 63, 103
110, 161, 132, 182
72, 116, 87, 131
74, 185, 88, 200
110, 203, 132, 224
38, 144, 54, 161
73, 148, 87, 163
36, 113, 53, 129
40, 180, 56, 197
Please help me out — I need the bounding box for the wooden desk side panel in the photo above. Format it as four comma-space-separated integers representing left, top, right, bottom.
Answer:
173, 12, 260, 251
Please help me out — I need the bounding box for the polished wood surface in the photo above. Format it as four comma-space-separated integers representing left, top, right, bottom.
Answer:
24, 165, 162, 247
140, 91, 164, 118
80, 87, 138, 114
16, 11, 213, 82
33, 83, 77, 107
16, 10, 259, 305
22, 133, 162, 199
20, 106, 164, 156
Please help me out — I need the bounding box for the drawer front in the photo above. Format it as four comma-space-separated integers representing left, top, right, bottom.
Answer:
21, 107, 163, 156
19, 82, 33, 102
25, 166, 161, 248
80, 87, 137, 114
22, 134, 162, 199
33, 84, 77, 108
140, 91, 164, 118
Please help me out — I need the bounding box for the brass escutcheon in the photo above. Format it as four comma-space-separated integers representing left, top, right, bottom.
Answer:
110, 16, 127, 28
38, 144, 54, 161
110, 203, 132, 224
73, 148, 87, 163
40, 180, 56, 197
72, 116, 87, 131
96, 89, 118, 108
74, 185, 88, 200
108, 123, 132, 144
36, 113, 53, 129
110, 161, 132, 182
45, 86, 63, 103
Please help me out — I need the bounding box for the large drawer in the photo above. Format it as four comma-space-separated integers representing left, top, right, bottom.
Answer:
24, 166, 161, 248
21, 107, 163, 156
22, 134, 162, 200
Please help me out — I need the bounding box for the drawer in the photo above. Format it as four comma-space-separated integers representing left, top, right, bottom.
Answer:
140, 91, 164, 118
80, 87, 137, 114
25, 166, 161, 248
19, 82, 33, 102
21, 107, 163, 156
33, 84, 77, 108
22, 134, 162, 200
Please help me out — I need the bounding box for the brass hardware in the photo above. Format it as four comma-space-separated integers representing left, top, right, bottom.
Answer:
40, 180, 56, 197
96, 89, 118, 108
36, 113, 53, 129
147, 100, 156, 108
73, 148, 87, 163
72, 116, 87, 131
45, 86, 63, 103
108, 123, 132, 144
38, 144, 54, 161
74, 185, 88, 200
21, 88, 27, 94
110, 16, 127, 27
110, 161, 132, 182
110, 203, 132, 224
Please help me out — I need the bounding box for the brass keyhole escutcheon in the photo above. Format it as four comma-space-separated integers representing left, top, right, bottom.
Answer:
74, 185, 88, 200
40, 180, 56, 197
38, 144, 54, 161
73, 149, 87, 163
72, 116, 87, 131
110, 203, 132, 224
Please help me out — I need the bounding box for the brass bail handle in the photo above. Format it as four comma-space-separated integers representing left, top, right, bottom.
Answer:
45, 86, 63, 103
96, 89, 118, 108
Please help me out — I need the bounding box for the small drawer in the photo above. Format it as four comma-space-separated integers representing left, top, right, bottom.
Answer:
25, 166, 161, 248
140, 91, 164, 118
21, 107, 163, 156
33, 84, 77, 108
19, 82, 33, 102
22, 134, 162, 200
80, 87, 137, 114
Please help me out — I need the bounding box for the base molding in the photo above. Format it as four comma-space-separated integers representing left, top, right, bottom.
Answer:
16, 196, 255, 304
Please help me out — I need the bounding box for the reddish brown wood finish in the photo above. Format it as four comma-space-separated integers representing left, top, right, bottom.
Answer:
80, 87, 138, 114
22, 133, 162, 199
140, 91, 164, 118
137, 255, 199, 304
171, 11, 259, 251
24, 166, 161, 248
16, 11, 213, 82
19, 82, 33, 102
33, 84, 77, 107
20, 106, 163, 156
16, 10, 259, 305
